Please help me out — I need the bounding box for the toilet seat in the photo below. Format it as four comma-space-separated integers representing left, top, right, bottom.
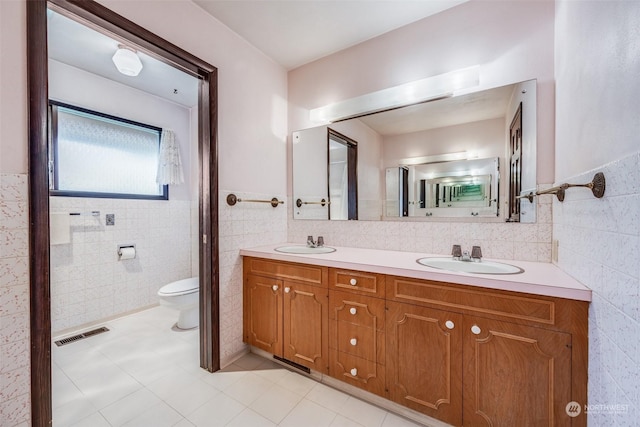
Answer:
158, 277, 199, 297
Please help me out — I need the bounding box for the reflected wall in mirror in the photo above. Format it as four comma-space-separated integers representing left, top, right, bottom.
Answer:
292, 79, 537, 222
386, 157, 499, 218
293, 119, 382, 220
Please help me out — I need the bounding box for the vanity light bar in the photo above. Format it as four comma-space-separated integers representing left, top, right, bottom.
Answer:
399, 151, 468, 166
310, 66, 480, 123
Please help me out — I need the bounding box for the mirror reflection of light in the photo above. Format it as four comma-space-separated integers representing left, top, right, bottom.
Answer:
310, 66, 479, 123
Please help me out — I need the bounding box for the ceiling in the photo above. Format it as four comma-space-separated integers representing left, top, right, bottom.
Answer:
47, 9, 200, 108
194, 0, 468, 70
47, 0, 468, 109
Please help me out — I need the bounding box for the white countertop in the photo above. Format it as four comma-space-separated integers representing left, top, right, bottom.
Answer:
239, 244, 592, 302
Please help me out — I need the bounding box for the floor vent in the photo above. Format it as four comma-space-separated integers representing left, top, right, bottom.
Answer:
54, 326, 110, 347
273, 355, 311, 374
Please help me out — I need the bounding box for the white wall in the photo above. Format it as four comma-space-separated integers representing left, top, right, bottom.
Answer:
554, 0, 640, 424
49, 59, 195, 200
292, 125, 329, 220
48, 60, 196, 333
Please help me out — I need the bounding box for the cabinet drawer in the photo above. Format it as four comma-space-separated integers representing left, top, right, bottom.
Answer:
330, 268, 385, 298
330, 349, 386, 397
330, 320, 385, 364
329, 290, 385, 330
244, 257, 327, 287
387, 276, 556, 326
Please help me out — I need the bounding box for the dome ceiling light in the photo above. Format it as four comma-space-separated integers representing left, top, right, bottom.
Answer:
112, 45, 143, 77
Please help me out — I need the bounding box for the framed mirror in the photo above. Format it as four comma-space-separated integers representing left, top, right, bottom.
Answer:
292, 79, 536, 222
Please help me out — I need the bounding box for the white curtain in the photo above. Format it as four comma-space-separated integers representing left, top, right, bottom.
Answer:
156, 129, 184, 185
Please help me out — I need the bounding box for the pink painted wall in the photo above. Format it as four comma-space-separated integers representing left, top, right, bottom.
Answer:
288, 0, 556, 185
0, 1, 28, 174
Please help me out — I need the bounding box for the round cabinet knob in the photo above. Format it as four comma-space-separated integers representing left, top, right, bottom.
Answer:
272, 285, 279, 291
350, 338, 357, 346
445, 320, 455, 330
349, 278, 357, 286
471, 325, 482, 335
349, 307, 357, 315
350, 368, 358, 377
284, 287, 291, 293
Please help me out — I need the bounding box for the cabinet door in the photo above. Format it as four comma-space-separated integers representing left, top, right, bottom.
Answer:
386, 301, 463, 426
244, 274, 283, 356
463, 317, 572, 427
283, 281, 328, 373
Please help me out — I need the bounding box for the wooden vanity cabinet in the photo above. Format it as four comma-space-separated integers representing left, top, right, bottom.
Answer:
244, 273, 282, 355
386, 275, 588, 427
243, 257, 329, 373
328, 269, 386, 396
386, 301, 464, 426
243, 257, 588, 427
462, 316, 572, 427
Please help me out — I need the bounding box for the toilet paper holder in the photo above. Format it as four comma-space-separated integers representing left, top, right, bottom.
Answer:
117, 244, 136, 260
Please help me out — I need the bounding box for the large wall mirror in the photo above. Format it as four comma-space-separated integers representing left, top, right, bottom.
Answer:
292, 79, 537, 222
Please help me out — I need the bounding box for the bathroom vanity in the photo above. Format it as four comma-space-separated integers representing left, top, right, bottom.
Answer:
240, 245, 590, 427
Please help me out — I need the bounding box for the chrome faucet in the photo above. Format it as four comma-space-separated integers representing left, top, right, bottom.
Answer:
452, 245, 482, 262
471, 246, 482, 262
307, 235, 316, 247
307, 235, 325, 248
451, 244, 462, 260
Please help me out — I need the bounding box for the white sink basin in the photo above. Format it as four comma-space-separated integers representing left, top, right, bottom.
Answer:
275, 245, 336, 254
417, 257, 523, 275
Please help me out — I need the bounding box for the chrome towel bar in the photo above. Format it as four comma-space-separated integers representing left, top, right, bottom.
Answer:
226, 194, 283, 208
517, 172, 605, 203
295, 198, 329, 207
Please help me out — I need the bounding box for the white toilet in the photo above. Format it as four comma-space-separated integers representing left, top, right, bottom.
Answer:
157, 277, 199, 329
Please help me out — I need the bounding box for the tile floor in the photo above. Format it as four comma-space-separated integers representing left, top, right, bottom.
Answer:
52, 306, 426, 427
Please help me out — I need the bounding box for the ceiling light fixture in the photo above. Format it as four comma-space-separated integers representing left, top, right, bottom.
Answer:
112, 45, 143, 77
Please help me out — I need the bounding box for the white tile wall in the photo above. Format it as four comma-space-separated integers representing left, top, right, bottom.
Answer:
288, 187, 554, 262
553, 152, 640, 425
49, 196, 194, 333
0, 173, 31, 426
219, 191, 287, 363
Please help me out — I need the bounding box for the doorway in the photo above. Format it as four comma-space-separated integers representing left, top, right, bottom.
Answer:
327, 129, 358, 220
27, 1, 219, 426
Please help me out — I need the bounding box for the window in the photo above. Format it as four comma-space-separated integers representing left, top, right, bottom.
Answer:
49, 101, 167, 199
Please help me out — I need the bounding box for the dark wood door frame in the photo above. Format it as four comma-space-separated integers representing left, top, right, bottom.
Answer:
27, 1, 219, 425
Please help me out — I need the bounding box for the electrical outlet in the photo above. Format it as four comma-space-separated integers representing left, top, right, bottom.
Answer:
106, 214, 115, 226
552, 239, 559, 262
